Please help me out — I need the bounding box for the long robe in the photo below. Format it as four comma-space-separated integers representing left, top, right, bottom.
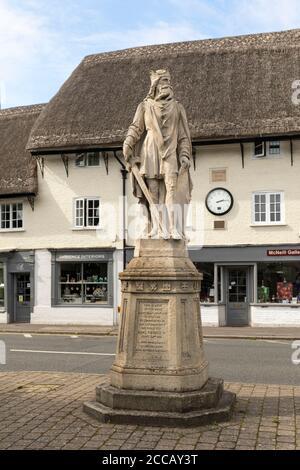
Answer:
124, 97, 193, 205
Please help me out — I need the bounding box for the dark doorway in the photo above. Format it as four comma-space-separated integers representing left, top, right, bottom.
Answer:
226, 267, 249, 326
14, 273, 31, 323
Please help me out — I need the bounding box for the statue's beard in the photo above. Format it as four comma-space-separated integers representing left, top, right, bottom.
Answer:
155, 86, 173, 101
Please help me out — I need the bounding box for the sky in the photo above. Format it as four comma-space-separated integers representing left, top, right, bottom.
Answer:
1, 0, 300, 108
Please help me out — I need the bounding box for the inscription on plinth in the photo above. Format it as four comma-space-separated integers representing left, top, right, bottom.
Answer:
134, 300, 168, 354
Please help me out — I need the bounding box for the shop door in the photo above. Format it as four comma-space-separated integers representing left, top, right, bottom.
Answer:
14, 273, 31, 323
226, 267, 249, 326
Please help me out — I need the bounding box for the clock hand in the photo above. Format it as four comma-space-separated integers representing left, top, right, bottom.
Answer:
216, 199, 225, 203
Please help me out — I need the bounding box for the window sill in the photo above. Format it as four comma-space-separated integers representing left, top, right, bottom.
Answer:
52, 304, 113, 309
252, 155, 282, 160
72, 227, 102, 231
250, 223, 287, 227
251, 303, 300, 308
0, 228, 25, 233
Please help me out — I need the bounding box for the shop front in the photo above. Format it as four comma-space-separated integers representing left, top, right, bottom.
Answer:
191, 245, 300, 327
32, 248, 119, 325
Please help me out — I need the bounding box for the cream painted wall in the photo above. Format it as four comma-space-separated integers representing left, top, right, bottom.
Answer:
0, 142, 299, 251
0, 155, 133, 251
190, 141, 300, 247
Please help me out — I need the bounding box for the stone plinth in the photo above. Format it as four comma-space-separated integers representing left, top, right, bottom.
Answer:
84, 239, 235, 426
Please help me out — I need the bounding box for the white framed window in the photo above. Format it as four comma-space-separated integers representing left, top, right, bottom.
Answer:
0, 202, 23, 230
253, 140, 281, 158
268, 140, 280, 155
74, 198, 100, 228
254, 140, 265, 157
75, 152, 100, 167
252, 192, 284, 225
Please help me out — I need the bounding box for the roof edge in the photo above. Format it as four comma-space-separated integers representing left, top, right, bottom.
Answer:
0, 104, 46, 119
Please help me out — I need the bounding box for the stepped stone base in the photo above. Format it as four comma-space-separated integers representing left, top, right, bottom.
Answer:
83, 378, 236, 427
83, 239, 236, 427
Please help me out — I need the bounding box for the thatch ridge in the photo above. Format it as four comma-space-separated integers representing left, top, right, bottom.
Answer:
27, 28, 300, 151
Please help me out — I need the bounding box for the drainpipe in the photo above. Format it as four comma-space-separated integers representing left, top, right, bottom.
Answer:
113, 151, 128, 270
120, 168, 127, 270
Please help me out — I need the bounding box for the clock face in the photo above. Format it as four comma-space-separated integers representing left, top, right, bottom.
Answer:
206, 188, 234, 216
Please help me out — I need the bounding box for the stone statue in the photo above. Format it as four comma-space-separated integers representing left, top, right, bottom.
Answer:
84, 70, 236, 427
123, 69, 193, 239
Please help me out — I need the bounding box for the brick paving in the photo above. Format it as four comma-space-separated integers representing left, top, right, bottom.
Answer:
0, 371, 299, 450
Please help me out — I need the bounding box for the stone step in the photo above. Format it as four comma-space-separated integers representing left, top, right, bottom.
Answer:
83, 390, 236, 427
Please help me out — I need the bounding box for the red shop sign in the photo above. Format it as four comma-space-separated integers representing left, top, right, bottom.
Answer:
267, 249, 300, 256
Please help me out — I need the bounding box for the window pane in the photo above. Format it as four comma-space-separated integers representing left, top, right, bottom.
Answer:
83, 262, 108, 304
0, 203, 23, 230
1, 204, 10, 229
254, 141, 264, 156
257, 262, 300, 303
194, 263, 214, 302
59, 263, 82, 304
11, 204, 23, 228
268, 141, 280, 155
87, 199, 100, 227
75, 154, 86, 167
87, 152, 100, 166
75, 200, 84, 226
17, 204, 23, 228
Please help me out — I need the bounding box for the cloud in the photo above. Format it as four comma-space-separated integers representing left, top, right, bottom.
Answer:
1, 0, 300, 108
231, 0, 300, 32
0, 0, 76, 108
75, 20, 205, 51
168, 0, 300, 36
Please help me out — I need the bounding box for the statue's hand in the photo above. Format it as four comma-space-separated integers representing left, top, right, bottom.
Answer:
123, 143, 133, 172
123, 143, 133, 161
125, 160, 132, 172
180, 156, 190, 170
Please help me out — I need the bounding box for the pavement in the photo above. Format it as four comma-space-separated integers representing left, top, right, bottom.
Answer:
1, 323, 300, 339
0, 370, 300, 450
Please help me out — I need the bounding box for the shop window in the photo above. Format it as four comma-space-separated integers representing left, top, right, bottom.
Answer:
0, 203, 23, 230
257, 262, 300, 303
75, 152, 100, 167
74, 198, 100, 228
194, 263, 215, 302
58, 261, 108, 305
0, 263, 4, 308
252, 192, 284, 224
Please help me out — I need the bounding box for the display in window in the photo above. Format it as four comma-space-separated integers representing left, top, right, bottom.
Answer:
257, 262, 300, 304
258, 282, 270, 303
59, 261, 108, 304
276, 281, 293, 303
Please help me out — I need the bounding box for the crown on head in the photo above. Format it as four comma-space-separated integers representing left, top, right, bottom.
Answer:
150, 69, 171, 84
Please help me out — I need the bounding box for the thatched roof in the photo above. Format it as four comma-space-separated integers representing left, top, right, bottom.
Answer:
0, 104, 44, 197
28, 28, 300, 152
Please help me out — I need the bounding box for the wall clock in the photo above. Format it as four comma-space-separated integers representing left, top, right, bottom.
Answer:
205, 188, 234, 216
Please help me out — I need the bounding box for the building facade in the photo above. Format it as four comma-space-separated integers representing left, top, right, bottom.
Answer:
1, 29, 300, 326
